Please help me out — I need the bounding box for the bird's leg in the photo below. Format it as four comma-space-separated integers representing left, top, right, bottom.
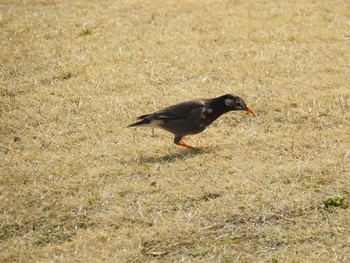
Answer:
178, 140, 202, 150
174, 136, 204, 150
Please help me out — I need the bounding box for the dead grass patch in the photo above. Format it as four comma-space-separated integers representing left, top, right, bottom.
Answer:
1, 0, 349, 262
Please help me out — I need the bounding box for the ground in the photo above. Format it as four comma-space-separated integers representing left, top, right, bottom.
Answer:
1, 0, 349, 262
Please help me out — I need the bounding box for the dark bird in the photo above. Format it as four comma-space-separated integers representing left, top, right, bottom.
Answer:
127, 94, 256, 150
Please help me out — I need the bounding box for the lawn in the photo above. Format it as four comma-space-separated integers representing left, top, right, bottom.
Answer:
1, 0, 349, 262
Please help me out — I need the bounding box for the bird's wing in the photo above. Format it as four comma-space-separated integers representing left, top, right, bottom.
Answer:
138, 99, 205, 120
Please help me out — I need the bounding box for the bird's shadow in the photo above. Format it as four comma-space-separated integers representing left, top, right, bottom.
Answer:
136, 148, 213, 164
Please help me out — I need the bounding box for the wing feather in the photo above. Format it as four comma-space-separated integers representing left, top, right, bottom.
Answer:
137, 99, 205, 120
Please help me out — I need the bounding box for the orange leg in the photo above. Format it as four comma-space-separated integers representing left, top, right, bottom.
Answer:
178, 140, 205, 150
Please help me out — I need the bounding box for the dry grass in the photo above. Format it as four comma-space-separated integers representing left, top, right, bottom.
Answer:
1, 0, 350, 262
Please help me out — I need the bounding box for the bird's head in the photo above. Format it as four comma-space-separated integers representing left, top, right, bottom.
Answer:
223, 94, 256, 116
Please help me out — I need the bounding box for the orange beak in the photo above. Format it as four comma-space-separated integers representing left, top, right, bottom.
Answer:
246, 107, 256, 116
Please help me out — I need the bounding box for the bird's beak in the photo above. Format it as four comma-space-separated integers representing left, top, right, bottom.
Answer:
246, 107, 256, 116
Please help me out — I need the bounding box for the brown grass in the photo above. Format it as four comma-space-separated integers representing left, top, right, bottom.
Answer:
1, 0, 349, 262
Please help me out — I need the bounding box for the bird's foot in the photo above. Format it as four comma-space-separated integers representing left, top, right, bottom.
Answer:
178, 140, 209, 151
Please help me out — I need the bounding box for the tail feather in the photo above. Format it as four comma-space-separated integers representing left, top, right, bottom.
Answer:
127, 119, 150, 127
137, 114, 151, 120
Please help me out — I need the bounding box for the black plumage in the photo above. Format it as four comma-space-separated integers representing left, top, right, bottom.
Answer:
127, 94, 256, 150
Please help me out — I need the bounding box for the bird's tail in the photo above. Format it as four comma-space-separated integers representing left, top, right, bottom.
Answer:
127, 119, 151, 127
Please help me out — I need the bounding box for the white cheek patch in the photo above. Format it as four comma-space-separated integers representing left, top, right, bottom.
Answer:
225, 99, 232, 106
206, 108, 213, 113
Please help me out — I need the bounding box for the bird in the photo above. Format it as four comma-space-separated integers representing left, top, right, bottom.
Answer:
127, 94, 256, 150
